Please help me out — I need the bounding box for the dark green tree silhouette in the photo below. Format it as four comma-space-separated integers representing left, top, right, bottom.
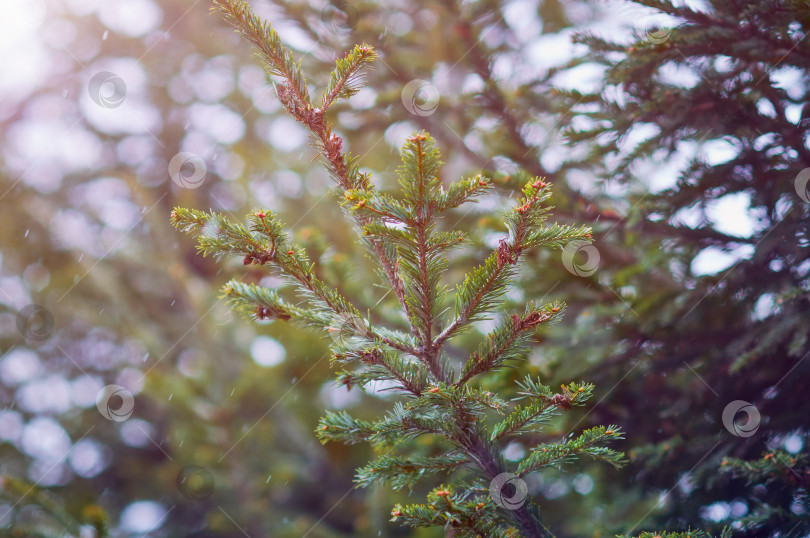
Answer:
555, 0, 810, 533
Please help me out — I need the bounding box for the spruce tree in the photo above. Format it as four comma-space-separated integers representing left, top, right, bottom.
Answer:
172, 1, 626, 535
556, 0, 810, 533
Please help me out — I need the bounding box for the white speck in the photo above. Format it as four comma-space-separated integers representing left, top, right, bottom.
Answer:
142, 353, 149, 362
168, 393, 172, 401
24, 229, 29, 238
102, 30, 109, 40
77, 254, 83, 262
170, 300, 175, 306
230, 388, 235, 396
179, 440, 184, 447
266, 475, 271, 483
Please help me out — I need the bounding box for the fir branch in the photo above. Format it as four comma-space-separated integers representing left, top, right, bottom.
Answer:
491, 381, 594, 440
399, 134, 444, 349
212, 0, 310, 106
420, 383, 508, 417
345, 190, 411, 223
171, 206, 278, 262
357, 453, 469, 490
438, 174, 493, 212
457, 302, 563, 386
390, 485, 519, 538
321, 43, 377, 109
221, 280, 296, 322
173, 207, 417, 356
435, 179, 590, 348
372, 401, 459, 446
316, 410, 377, 445
333, 346, 429, 396
619, 528, 733, 538
721, 450, 809, 488
319, 400, 460, 449
212, 1, 425, 347
439, 249, 516, 342
517, 426, 626, 476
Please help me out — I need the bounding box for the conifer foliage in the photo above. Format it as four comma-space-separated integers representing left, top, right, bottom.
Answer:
173, 1, 625, 535
558, 0, 809, 533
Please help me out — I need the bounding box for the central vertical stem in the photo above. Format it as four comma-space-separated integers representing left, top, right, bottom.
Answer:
455, 410, 551, 538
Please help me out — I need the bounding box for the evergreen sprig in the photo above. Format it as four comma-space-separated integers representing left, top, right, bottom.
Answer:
517, 425, 626, 475
491, 380, 594, 441
213, 0, 311, 106
174, 3, 627, 536
721, 450, 809, 487
321, 43, 378, 108
390, 485, 520, 538
620, 529, 733, 538
356, 453, 470, 490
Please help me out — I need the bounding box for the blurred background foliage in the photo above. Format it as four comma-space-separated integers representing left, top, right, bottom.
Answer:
0, 0, 807, 536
